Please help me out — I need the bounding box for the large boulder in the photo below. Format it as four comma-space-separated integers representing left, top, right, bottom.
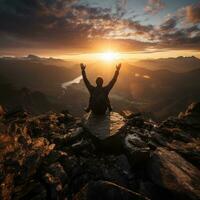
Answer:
124, 134, 150, 167
83, 112, 125, 152
148, 147, 200, 200
178, 102, 200, 129
73, 180, 150, 200
166, 140, 200, 169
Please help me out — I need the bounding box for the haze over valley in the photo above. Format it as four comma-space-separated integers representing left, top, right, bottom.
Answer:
1, 55, 200, 120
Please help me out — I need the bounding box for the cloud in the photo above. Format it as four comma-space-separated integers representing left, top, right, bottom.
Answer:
185, 3, 200, 24
116, 0, 127, 18
0, 0, 200, 54
0, 0, 112, 48
160, 17, 177, 31
144, 0, 165, 15
0, 0, 154, 52
156, 17, 200, 50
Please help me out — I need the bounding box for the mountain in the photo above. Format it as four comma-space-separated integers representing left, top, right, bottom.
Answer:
1, 55, 200, 119
0, 102, 200, 200
60, 64, 200, 120
1, 54, 73, 67
0, 76, 59, 114
0, 56, 79, 95
134, 56, 200, 72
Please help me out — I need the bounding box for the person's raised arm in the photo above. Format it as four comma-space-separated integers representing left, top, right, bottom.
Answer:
80, 63, 93, 92
106, 63, 121, 92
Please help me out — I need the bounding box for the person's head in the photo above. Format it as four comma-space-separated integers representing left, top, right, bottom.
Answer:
96, 77, 103, 87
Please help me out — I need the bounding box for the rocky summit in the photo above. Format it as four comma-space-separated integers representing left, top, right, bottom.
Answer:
0, 103, 200, 200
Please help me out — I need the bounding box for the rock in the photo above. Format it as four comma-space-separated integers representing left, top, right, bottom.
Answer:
182, 102, 200, 116
149, 131, 168, 147
71, 139, 91, 153
166, 140, 200, 169
17, 151, 42, 183
59, 155, 79, 175
113, 154, 132, 177
4, 107, 28, 120
83, 112, 125, 152
159, 117, 180, 129
139, 180, 163, 200
84, 112, 125, 140
0, 105, 5, 117
1, 103, 200, 200
42, 173, 63, 200
148, 147, 200, 200
56, 110, 75, 126
73, 180, 150, 200
178, 102, 200, 129
169, 128, 192, 143
13, 180, 47, 200
0, 173, 14, 200
65, 127, 84, 145
121, 110, 135, 118
45, 162, 68, 184
127, 117, 144, 128
43, 150, 67, 165
124, 134, 150, 166
50, 133, 66, 147
63, 154, 135, 197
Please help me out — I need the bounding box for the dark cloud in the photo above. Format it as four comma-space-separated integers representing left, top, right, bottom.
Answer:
185, 3, 200, 24
0, 0, 112, 49
157, 20, 200, 50
160, 17, 177, 31
144, 0, 165, 15
0, 0, 200, 53
0, 0, 154, 52
116, 0, 127, 18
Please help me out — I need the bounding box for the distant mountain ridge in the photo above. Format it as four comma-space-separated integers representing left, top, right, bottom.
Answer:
0, 76, 55, 114
0, 54, 75, 68
0, 56, 79, 95
134, 56, 200, 72
0, 55, 200, 119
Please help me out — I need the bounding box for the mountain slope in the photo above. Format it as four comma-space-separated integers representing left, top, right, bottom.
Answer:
134, 56, 200, 72
0, 57, 79, 95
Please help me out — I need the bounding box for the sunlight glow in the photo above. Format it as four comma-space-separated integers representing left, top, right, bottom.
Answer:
99, 51, 119, 62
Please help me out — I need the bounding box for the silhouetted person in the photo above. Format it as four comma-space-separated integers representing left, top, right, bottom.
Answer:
80, 63, 121, 115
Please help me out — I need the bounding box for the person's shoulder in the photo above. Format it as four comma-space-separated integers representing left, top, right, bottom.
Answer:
103, 86, 109, 91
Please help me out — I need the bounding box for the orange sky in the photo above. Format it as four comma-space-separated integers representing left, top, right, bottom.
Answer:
0, 0, 200, 60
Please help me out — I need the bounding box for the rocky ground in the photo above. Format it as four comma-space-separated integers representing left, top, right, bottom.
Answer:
0, 103, 200, 200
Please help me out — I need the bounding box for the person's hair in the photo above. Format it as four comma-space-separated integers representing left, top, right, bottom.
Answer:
96, 77, 103, 86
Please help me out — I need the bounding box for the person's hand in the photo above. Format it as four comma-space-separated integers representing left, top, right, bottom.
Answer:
80, 63, 86, 70
116, 63, 121, 71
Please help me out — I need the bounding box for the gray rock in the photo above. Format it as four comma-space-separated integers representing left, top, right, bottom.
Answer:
42, 173, 63, 200
84, 112, 125, 140
124, 134, 150, 166
148, 147, 200, 200
43, 150, 67, 165
178, 102, 200, 129
13, 180, 47, 200
83, 112, 125, 152
65, 127, 84, 145
73, 180, 150, 200
45, 162, 68, 184
0, 173, 14, 200
166, 140, 200, 169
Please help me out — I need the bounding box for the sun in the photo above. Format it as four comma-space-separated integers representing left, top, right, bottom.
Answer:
100, 51, 119, 62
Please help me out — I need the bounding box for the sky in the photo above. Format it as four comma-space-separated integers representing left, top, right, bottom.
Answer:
0, 0, 200, 60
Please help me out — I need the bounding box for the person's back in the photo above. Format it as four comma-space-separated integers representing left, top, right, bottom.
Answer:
90, 86, 109, 115
80, 63, 121, 115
